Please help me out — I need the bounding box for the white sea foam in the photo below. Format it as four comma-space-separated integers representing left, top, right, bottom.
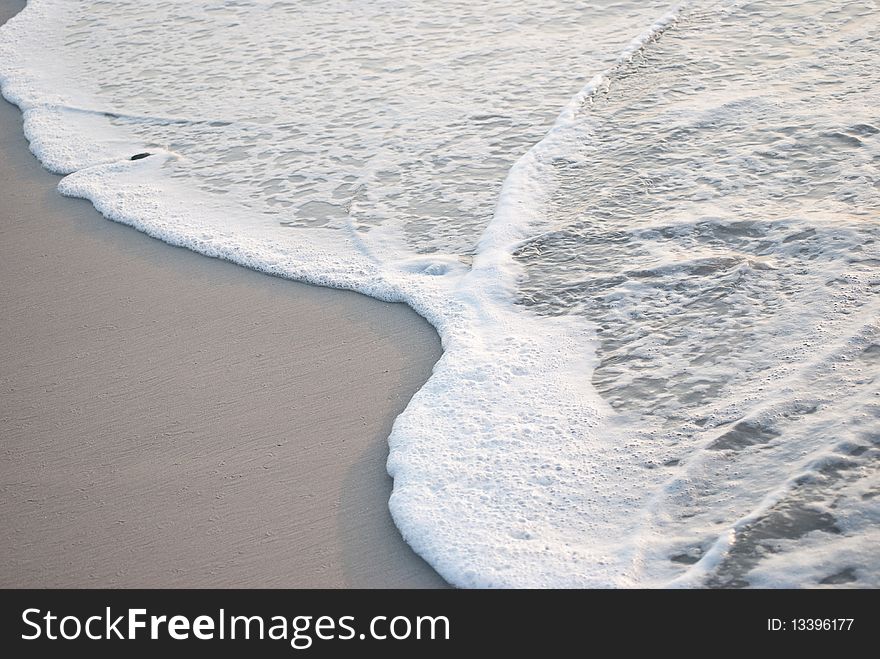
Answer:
1, 0, 877, 587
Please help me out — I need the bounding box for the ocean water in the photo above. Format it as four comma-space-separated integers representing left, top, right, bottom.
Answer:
1, 0, 877, 587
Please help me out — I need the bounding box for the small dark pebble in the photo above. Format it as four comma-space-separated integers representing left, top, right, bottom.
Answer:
130, 153, 151, 161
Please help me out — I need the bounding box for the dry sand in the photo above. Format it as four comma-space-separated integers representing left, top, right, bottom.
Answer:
0, 0, 446, 588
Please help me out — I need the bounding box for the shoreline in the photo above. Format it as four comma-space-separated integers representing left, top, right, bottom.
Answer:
0, 0, 447, 588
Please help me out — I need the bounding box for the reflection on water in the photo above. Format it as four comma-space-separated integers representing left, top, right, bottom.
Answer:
515, 0, 880, 586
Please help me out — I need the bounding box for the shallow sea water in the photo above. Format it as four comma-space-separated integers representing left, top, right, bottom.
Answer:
0, 0, 877, 587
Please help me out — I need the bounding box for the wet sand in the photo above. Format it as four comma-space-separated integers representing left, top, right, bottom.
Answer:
0, 0, 446, 588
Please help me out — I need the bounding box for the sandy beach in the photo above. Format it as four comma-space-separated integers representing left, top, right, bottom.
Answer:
0, 0, 446, 588
4, 0, 874, 594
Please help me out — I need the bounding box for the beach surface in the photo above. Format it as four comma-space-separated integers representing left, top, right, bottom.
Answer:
0, 0, 446, 588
